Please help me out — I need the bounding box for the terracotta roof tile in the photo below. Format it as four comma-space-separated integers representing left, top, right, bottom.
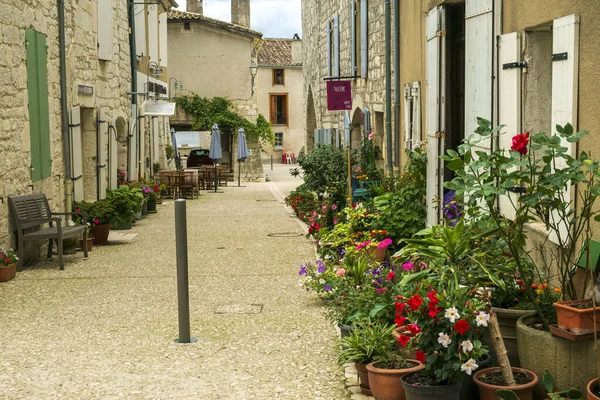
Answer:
258, 38, 301, 66
167, 10, 262, 38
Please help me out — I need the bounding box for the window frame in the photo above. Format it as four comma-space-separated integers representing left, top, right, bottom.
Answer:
272, 68, 285, 85
269, 93, 289, 126
274, 132, 284, 149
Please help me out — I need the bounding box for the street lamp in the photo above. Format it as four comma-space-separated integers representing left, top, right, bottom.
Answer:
249, 61, 258, 97
169, 77, 183, 101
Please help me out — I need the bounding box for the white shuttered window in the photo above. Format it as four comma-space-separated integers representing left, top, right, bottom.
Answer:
159, 13, 168, 67
333, 15, 340, 77
360, 0, 368, 77
148, 7, 159, 63
70, 107, 84, 202
97, 108, 108, 199
98, 1, 113, 61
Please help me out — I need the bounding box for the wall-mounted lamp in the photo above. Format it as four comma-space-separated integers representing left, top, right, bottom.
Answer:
127, 61, 164, 97
249, 61, 258, 97
169, 77, 183, 101
149, 61, 163, 77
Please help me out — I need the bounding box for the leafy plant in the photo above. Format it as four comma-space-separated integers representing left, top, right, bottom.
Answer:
336, 319, 397, 365
0, 248, 18, 266
74, 200, 117, 226
106, 185, 144, 227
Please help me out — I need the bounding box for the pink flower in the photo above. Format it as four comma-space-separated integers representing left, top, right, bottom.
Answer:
93, 219, 100, 225
322, 205, 327, 213
331, 204, 337, 210
377, 238, 393, 249
333, 218, 338, 225
355, 240, 372, 251
368, 132, 375, 140
336, 268, 346, 277
402, 262, 414, 271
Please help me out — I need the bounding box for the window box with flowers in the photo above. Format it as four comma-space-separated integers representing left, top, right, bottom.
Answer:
0, 249, 18, 282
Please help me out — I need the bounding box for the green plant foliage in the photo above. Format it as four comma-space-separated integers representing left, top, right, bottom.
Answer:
176, 95, 274, 143
106, 185, 144, 227
73, 199, 117, 225
336, 319, 397, 365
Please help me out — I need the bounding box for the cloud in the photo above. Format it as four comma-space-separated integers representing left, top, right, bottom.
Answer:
177, 0, 302, 38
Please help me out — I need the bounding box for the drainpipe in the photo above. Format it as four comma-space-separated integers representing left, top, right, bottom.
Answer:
58, 0, 72, 211
385, 0, 393, 176
393, 0, 400, 168
128, 1, 138, 180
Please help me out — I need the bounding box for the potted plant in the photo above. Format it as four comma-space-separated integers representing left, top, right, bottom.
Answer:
366, 351, 424, 400
107, 185, 143, 229
78, 222, 94, 252
337, 319, 399, 396
0, 248, 18, 282
395, 284, 491, 400
75, 200, 117, 245
355, 230, 393, 262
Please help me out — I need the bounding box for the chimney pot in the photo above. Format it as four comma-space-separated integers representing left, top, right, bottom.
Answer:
231, 0, 250, 28
187, 0, 203, 15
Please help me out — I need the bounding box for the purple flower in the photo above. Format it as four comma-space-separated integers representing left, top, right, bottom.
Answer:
298, 265, 308, 276
324, 284, 331, 292
316, 259, 326, 273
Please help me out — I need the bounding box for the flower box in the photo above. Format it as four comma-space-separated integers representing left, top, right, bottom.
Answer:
0, 263, 16, 282
554, 299, 600, 335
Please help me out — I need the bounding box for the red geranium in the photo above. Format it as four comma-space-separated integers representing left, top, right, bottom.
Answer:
4, 258, 10, 264
427, 305, 442, 318
511, 132, 529, 155
453, 319, 470, 335
395, 302, 406, 312
407, 323, 421, 335
387, 271, 395, 281
395, 313, 406, 327
427, 291, 439, 304
407, 294, 423, 311
415, 350, 426, 364
397, 334, 411, 347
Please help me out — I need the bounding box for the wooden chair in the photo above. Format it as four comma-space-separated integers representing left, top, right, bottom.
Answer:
8, 194, 88, 270
180, 170, 199, 199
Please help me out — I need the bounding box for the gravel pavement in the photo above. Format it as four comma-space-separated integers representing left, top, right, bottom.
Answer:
0, 164, 349, 400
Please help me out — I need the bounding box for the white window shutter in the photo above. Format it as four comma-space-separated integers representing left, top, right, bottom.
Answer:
314, 128, 319, 147
548, 14, 580, 245
362, 108, 371, 137
344, 111, 351, 147
97, 1, 113, 61
326, 21, 332, 77
360, 0, 368, 77
425, 6, 445, 227
152, 117, 160, 165
109, 121, 118, 190
403, 83, 413, 149
159, 12, 168, 67
351, 0, 356, 76
70, 107, 84, 202
128, 106, 138, 182
135, 4, 146, 57
333, 15, 340, 77
497, 32, 522, 221
465, 0, 493, 151
411, 81, 421, 148
139, 118, 146, 176
97, 108, 107, 199
148, 7, 159, 64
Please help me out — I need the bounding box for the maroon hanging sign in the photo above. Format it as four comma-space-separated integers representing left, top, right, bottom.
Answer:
326, 81, 352, 111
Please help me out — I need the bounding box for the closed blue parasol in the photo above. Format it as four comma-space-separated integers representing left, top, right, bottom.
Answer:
236, 128, 249, 187
209, 123, 222, 192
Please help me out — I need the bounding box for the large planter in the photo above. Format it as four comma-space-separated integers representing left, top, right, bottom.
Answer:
356, 362, 372, 396
459, 353, 491, 400
554, 299, 600, 335
78, 237, 93, 252
587, 378, 600, 400
368, 359, 424, 400
489, 307, 535, 367
401, 372, 462, 400
517, 313, 597, 395
91, 224, 110, 245
147, 197, 157, 213
0, 263, 16, 282
368, 246, 386, 262
473, 367, 538, 400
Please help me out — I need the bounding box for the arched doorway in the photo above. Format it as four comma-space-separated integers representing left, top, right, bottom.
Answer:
351, 107, 363, 151
305, 85, 317, 153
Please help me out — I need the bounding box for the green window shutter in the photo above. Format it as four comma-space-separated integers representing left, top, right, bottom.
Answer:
25, 29, 51, 182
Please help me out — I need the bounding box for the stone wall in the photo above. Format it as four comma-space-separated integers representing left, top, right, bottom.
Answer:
0, 0, 131, 252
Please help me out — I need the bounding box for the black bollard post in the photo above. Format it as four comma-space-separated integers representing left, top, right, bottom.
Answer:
174, 199, 195, 343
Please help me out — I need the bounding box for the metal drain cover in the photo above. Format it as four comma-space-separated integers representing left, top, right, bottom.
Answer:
215, 304, 263, 314
267, 232, 303, 238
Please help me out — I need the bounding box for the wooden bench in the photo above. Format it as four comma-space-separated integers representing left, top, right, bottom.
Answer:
8, 194, 88, 270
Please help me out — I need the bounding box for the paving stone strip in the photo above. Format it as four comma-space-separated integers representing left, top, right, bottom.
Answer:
0, 167, 349, 399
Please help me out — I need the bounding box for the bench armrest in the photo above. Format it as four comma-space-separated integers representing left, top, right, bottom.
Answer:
51, 211, 88, 223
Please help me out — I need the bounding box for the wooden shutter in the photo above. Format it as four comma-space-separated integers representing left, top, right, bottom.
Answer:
282, 95, 288, 125
360, 0, 368, 78
403, 83, 413, 149
159, 12, 168, 67
411, 81, 422, 148
351, 0, 356, 76
109, 120, 118, 190
333, 15, 340, 77
497, 32, 521, 220
148, 6, 159, 63
326, 21, 332, 77
135, 2, 146, 56
97, 108, 108, 199
98, 0, 113, 61
425, 6, 445, 226
25, 29, 52, 182
548, 14, 580, 245
70, 107, 84, 202
465, 0, 493, 150
270, 95, 276, 123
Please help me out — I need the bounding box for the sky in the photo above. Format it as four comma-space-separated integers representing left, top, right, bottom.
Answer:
175, 0, 302, 39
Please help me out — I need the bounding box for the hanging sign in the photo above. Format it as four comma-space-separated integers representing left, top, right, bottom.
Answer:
326, 81, 352, 111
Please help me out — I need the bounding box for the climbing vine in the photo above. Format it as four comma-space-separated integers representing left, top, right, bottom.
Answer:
176, 95, 274, 143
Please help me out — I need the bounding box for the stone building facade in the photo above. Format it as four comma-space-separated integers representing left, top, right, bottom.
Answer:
0, 0, 134, 252
167, 0, 264, 180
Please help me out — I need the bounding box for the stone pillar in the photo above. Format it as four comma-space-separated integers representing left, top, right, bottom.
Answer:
187, 0, 203, 15
231, 0, 250, 28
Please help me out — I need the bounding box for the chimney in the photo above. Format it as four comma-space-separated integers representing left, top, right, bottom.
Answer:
291, 34, 302, 65
231, 0, 250, 28
187, 0, 203, 14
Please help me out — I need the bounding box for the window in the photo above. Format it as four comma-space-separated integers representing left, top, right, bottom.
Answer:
97, 1, 114, 61
273, 69, 285, 85
270, 94, 288, 125
25, 29, 52, 182
184, 21, 191, 30
275, 132, 283, 148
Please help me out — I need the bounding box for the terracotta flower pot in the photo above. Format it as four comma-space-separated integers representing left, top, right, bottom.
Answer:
473, 367, 538, 400
554, 299, 600, 335
368, 246, 386, 261
367, 359, 424, 400
355, 362, 372, 396
0, 263, 17, 282
78, 237, 93, 252
587, 378, 600, 400
91, 224, 110, 245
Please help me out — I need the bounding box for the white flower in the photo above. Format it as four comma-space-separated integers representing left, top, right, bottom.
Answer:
438, 332, 451, 348
476, 311, 490, 327
444, 307, 460, 323
305, 276, 312, 282
319, 278, 326, 285
461, 358, 479, 375
461, 340, 474, 353
67, 220, 76, 226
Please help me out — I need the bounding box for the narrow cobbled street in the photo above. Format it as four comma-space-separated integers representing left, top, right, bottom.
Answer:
0, 165, 349, 399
